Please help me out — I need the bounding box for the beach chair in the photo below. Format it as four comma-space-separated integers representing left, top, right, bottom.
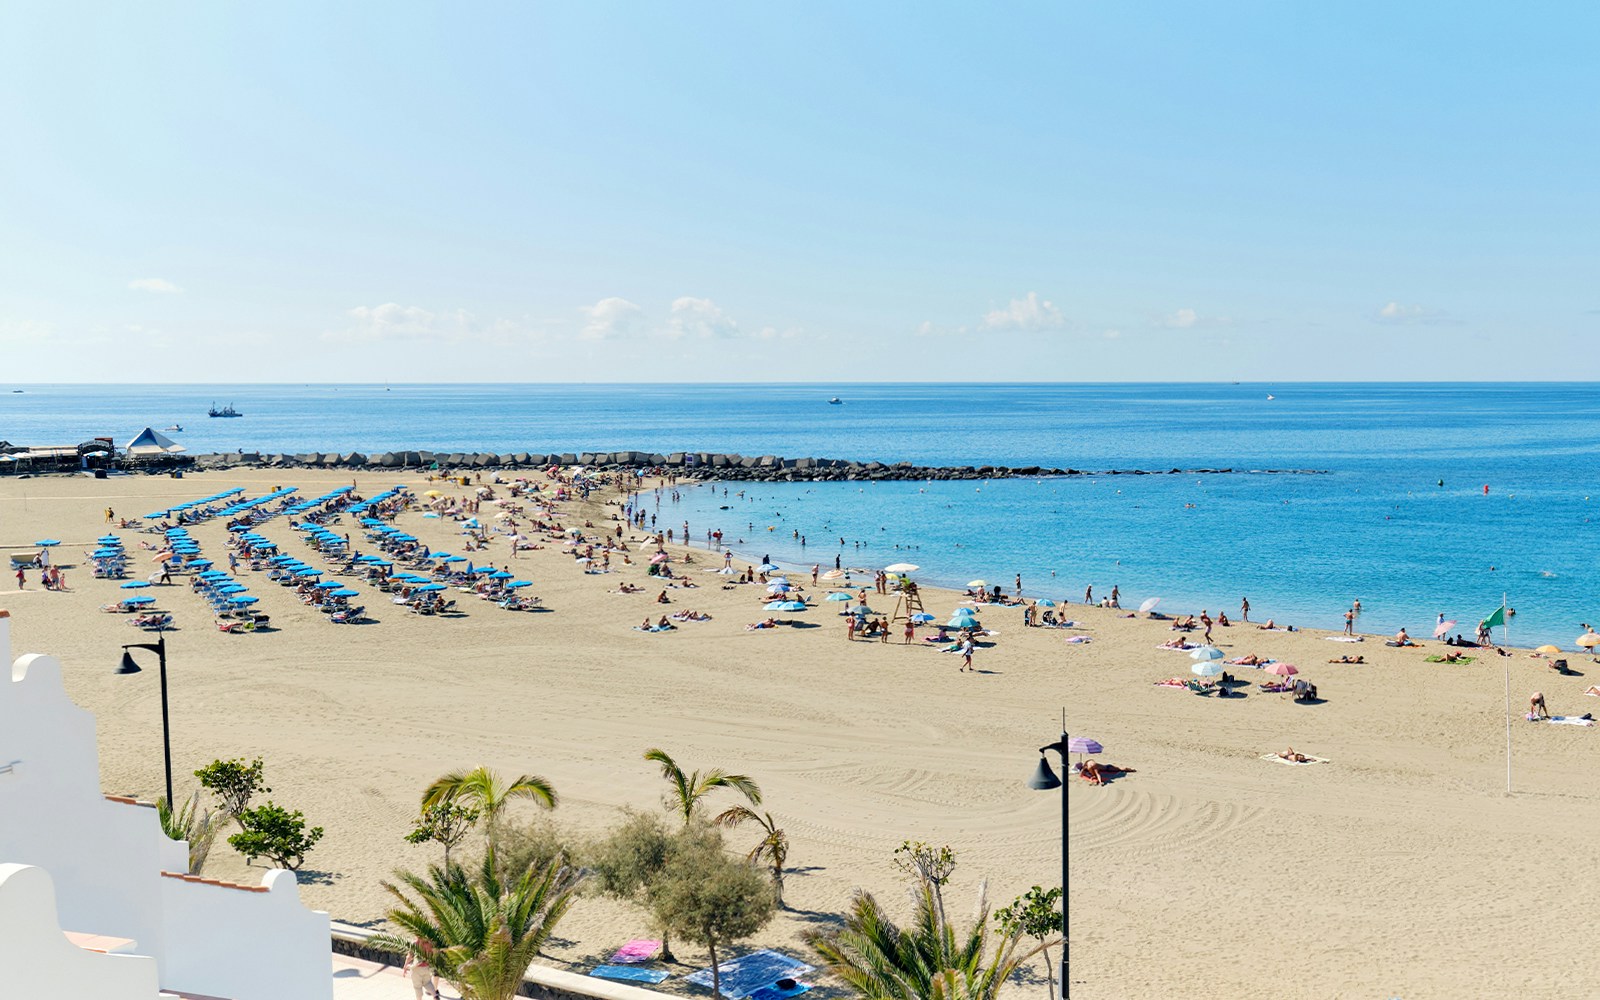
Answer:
1183, 679, 1214, 695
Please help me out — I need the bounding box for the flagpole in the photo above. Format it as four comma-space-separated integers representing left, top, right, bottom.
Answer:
1504, 660, 1512, 794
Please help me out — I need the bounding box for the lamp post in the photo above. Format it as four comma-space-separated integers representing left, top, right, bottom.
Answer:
117, 632, 174, 807
1028, 722, 1068, 1000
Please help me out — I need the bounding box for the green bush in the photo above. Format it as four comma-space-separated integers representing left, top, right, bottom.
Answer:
228, 801, 324, 870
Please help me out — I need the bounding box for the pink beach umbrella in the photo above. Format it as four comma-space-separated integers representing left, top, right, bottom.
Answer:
1264, 663, 1299, 677
1433, 620, 1458, 638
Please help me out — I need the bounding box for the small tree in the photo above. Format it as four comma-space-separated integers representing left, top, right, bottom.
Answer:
195, 757, 269, 825
996, 886, 1064, 1000
421, 766, 557, 847
229, 801, 324, 870
651, 839, 776, 999
590, 811, 681, 960
157, 790, 225, 875
406, 803, 480, 866
713, 806, 789, 906
892, 840, 957, 918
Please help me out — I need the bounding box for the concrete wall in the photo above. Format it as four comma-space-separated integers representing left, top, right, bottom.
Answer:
0, 611, 332, 1000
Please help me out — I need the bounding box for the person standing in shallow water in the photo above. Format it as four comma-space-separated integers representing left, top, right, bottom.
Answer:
1084, 584, 1093, 605
1241, 596, 1249, 622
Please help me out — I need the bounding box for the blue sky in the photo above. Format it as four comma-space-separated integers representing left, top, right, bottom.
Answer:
1, 2, 1595, 381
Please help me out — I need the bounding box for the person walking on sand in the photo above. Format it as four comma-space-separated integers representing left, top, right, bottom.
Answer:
1240, 596, 1249, 622
105, 507, 115, 523
14, 568, 24, 590
904, 618, 915, 643
1110, 584, 1120, 609
959, 637, 975, 672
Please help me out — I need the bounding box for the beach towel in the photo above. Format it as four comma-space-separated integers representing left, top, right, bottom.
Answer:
1226, 657, 1275, 667
1261, 753, 1329, 766
1324, 635, 1364, 642
684, 950, 814, 998
609, 940, 662, 964
1156, 644, 1196, 652
1154, 679, 1186, 687
1539, 716, 1595, 727
749, 983, 813, 1000
1257, 628, 1290, 633
591, 966, 671, 984
1063, 635, 1092, 644
1425, 655, 1475, 664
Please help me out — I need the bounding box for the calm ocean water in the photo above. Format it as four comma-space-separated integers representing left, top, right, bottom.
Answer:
4, 383, 1599, 644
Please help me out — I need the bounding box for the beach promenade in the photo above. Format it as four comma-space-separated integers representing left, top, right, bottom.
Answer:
4, 468, 1599, 999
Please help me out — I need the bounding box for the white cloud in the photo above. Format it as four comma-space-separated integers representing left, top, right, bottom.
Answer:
1102, 328, 1123, 340
1164, 308, 1198, 329
339, 303, 442, 341
579, 297, 644, 341
666, 297, 739, 339
756, 325, 802, 340
0, 319, 55, 344
128, 278, 181, 294
982, 292, 1064, 331
1377, 301, 1433, 323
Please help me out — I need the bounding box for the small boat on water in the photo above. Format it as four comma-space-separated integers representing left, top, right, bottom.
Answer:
828, 397, 843, 405
1266, 394, 1276, 401
164, 424, 184, 432
208, 403, 242, 418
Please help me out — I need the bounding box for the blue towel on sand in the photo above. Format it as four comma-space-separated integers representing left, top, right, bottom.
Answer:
591, 966, 671, 984
749, 983, 812, 1000
684, 950, 814, 998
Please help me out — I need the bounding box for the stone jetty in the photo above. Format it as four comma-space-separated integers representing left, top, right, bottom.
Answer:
183, 450, 1323, 481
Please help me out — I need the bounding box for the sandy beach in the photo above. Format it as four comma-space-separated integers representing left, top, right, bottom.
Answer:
4, 468, 1600, 999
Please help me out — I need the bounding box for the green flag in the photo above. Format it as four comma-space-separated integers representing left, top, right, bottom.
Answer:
1482, 605, 1506, 629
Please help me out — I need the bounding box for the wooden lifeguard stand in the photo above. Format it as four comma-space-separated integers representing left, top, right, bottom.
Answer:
889, 578, 926, 623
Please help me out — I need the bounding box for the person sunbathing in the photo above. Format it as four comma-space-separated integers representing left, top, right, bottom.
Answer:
1217, 612, 1231, 626
1172, 615, 1196, 630
1233, 653, 1265, 665
1159, 637, 1192, 649
1584, 685, 1600, 697
1079, 761, 1136, 785
1329, 655, 1366, 663
746, 618, 779, 630
1441, 650, 1466, 663
1257, 619, 1278, 630
1393, 628, 1418, 646
1276, 747, 1310, 763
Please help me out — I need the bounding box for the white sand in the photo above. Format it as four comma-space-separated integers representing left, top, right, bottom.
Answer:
4, 468, 1599, 999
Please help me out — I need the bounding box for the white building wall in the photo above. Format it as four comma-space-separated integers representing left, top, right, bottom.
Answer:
0, 612, 332, 1000
0, 863, 162, 1000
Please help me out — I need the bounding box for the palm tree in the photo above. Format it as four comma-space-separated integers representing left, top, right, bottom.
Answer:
713, 805, 789, 906
643, 747, 761, 825
156, 791, 225, 875
375, 851, 585, 1000
808, 882, 1042, 1000
421, 766, 557, 842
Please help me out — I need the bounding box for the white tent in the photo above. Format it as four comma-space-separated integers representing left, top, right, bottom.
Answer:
124, 427, 185, 457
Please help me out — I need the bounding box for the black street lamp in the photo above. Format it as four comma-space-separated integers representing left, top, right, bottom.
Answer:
116, 632, 174, 807
1028, 722, 1068, 999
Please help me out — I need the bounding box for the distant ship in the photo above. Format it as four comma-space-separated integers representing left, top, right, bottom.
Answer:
1266, 394, 1276, 401
828, 397, 843, 405
208, 403, 242, 418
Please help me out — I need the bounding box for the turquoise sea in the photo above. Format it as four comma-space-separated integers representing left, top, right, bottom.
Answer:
4, 383, 1598, 644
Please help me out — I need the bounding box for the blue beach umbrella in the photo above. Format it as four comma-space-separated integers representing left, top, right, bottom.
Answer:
778, 601, 808, 612
123, 595, 156, 605
825, 592, 853, 602
445, 556, 467, 563
120, 581, 151, 589
314, 580, 340, 589
97, 536, 121, 544
490, 570, 513, 579
219, 585, 248, 594
507, 580, 532, 588
759, 563, 781, 572
1037, 599, 1057, 608
228, 596, 260, 605
34, 539, 60, 547
296, 569, 322, 577
330, 588, 359, 597
911, 613, 936, 623
764, 601, 791, 610
946, 616, 977, 628
189, 559, 212, 567
853, 605, 877, 616
415, 583, 446, 592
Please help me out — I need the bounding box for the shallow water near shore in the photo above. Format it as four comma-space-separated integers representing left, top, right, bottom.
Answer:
7, 381, 1600, 644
